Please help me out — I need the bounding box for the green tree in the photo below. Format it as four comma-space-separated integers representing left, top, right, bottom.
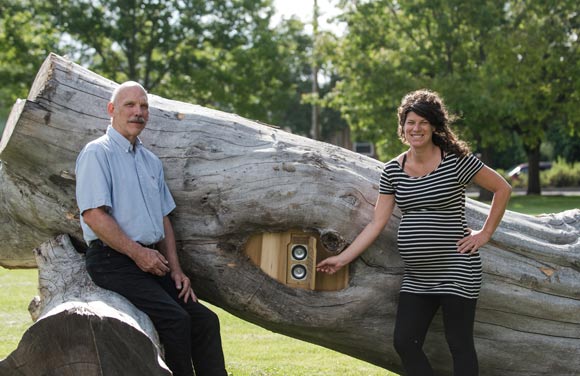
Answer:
301, 19, 351, 142
326, 0, 579, 196
326, 0, 511, 162
487, 0, 580, 194
34, 0, 315, 132
323, 1, 412, 158
0, 0, 60, 130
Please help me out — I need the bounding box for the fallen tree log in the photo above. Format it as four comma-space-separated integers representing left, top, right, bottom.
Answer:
0, 53, 579, 375
0, 234, 171, 376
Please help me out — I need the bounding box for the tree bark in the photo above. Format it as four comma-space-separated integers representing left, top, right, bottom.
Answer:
0, 234, 171, 376
1, 53, 579, 375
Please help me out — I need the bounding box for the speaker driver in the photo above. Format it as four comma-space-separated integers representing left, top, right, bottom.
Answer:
291, 264, 307, 280
291, 244, 308, 261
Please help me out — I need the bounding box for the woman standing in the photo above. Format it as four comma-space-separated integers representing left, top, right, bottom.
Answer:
316, 89, 511, 375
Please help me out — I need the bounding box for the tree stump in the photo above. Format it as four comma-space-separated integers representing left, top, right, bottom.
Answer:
0, 53, 579, 375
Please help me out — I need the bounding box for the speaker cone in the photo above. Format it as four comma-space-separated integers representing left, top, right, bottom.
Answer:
291, 264, 307, 280
291, 244, 308, 261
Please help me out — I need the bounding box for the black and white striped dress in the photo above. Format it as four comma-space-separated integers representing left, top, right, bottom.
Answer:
379, 153, 484, 299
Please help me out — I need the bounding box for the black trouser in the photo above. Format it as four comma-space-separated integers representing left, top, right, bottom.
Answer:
86, 244, 227, 376
393, 292, 478, 376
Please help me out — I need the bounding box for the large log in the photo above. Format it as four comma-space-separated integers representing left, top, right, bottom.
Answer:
1, 53, 579, 375
0, 234, 171, 376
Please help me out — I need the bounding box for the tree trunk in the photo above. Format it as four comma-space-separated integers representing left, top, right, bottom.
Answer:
1, 53, 579, 375
525, 143, 542, 195
0, 234, 171, 376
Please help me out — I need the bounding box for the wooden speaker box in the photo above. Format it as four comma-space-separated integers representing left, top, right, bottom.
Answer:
285, 234, 317, 290
244, 231, 348, 291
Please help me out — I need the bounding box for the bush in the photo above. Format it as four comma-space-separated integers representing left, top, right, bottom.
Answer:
497, 168, 528, 189
542, 158, 580, 187
496, 160, 580, 189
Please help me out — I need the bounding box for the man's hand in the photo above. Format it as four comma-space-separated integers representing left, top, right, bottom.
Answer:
172, 270, 198, 303
82, 208, 171, 275
133, 246, 171, 276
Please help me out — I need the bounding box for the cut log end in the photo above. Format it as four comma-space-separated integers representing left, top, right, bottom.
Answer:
0, 311, 171, 376
0, 99, 25, 156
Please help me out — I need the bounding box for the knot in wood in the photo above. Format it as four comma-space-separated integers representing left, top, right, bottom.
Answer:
320, 230, 347, 253
339, 194, 359, 207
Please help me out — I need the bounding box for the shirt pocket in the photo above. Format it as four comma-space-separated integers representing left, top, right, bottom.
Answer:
136, 161, 161, 193
147, 173, 161, 192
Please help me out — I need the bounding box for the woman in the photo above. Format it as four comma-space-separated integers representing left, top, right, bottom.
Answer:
316, 89, 511, 375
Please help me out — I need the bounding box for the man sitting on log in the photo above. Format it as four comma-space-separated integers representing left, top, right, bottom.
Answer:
75, 81, 227, 376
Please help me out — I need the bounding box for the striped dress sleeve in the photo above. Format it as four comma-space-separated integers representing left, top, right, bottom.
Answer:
455, 154, 484, 185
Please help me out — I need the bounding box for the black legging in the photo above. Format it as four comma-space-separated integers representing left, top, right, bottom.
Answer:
393, 292, 478, 376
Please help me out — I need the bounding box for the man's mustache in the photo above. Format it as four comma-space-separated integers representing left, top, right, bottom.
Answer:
129, 117, 146, 124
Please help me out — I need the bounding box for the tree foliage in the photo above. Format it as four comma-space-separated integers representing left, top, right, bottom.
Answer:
486, 0, 580, 193
0, 0, 60, 123
325, 0, 580, 189
0, 0, 321, 136
1, 0, 578, 184
325, 0, 513, 160
36, 0, 316, 129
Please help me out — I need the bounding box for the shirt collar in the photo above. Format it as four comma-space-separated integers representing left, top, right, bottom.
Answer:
106, 125, 142, 153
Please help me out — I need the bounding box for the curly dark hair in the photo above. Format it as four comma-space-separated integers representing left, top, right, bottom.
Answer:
397, 89, 470, 157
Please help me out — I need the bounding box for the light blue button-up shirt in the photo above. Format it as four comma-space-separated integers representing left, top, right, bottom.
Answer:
75, 125, 176, 245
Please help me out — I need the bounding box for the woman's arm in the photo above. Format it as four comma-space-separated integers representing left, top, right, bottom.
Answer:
316, 193, 396, 274
457, 165, 512, 254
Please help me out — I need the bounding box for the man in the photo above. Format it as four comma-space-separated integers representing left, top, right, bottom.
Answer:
75, 81, 227, 376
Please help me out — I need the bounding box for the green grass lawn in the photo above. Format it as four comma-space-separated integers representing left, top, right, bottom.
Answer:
1, 195, 578, 374
503, 194, 580, 216
0, 268, 392, 375
216, 303, 391, 375
0, 269, 37, 359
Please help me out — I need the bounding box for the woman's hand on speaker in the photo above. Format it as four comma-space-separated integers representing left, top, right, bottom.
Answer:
316, 256, 345, 275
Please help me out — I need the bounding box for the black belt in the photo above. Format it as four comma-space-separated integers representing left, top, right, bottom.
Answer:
89, 239, 157, 249
89, 239, 107, 248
